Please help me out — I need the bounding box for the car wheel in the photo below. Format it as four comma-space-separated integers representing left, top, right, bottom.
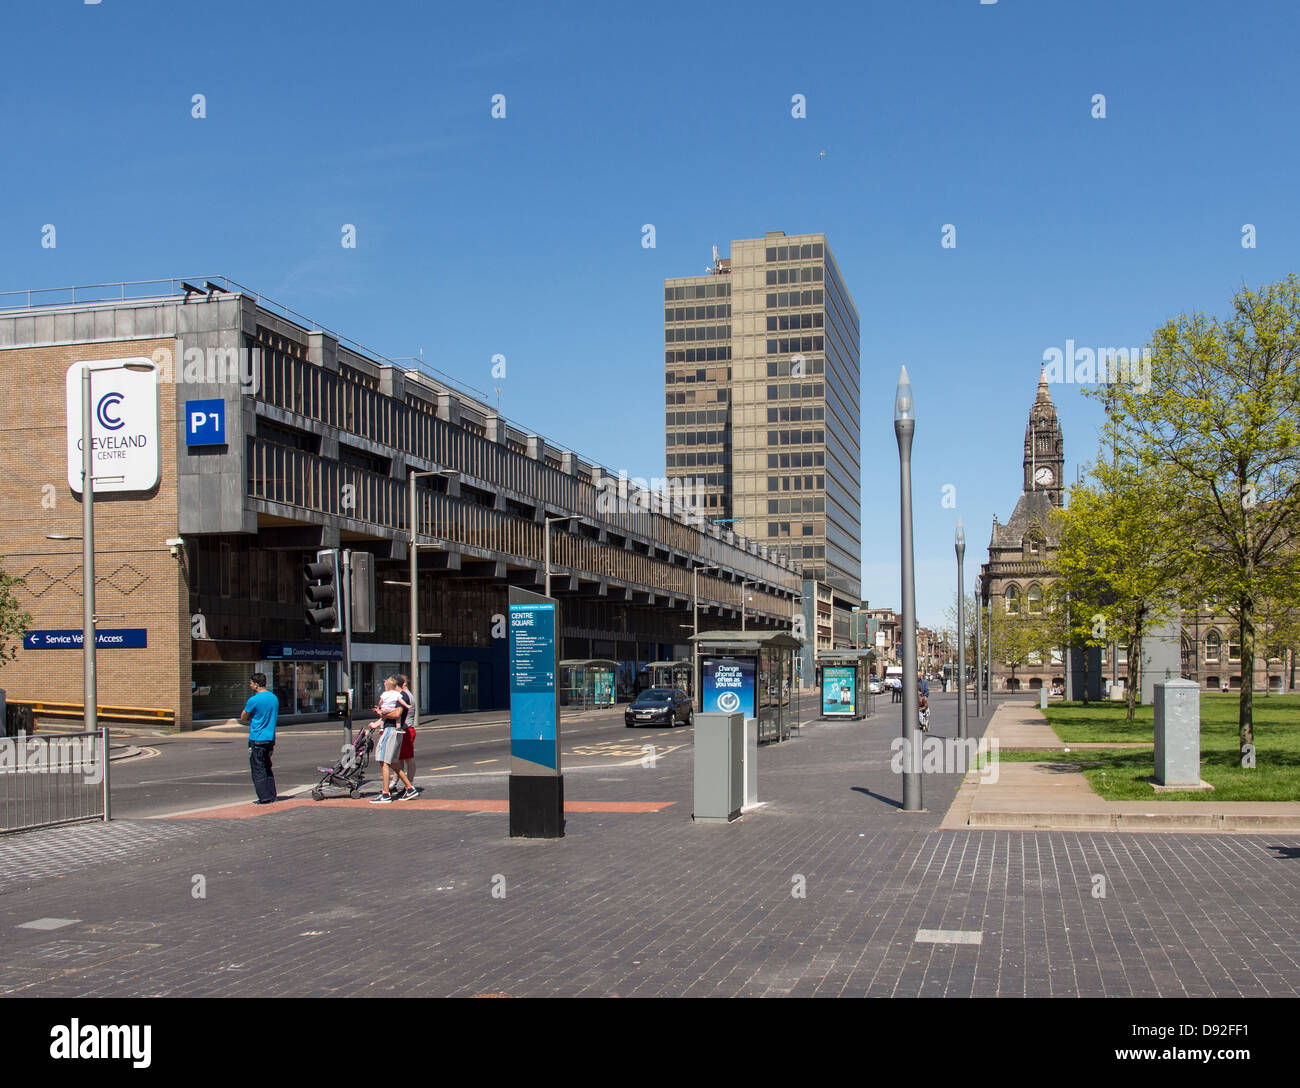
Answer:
685, 711, 693, 726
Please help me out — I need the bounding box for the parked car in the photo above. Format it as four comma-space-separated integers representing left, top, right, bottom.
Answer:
868, 678, 884, 695
624, 688, 693, 727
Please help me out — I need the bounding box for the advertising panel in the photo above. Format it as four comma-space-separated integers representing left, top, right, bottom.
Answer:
700, 655, 756, 718
821, 665, 856, 716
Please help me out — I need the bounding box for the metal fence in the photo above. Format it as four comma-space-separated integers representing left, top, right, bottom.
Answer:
0, 729, 111, 834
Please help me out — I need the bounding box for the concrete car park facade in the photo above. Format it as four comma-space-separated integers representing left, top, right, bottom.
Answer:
0, 278, 802, 727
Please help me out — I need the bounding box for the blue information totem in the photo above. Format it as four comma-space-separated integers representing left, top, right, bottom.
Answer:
508, 586, 563, 837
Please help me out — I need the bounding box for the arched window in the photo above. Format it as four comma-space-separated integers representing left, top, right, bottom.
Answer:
1005, 585, 1020, 614
1228, 629, 1242, 662
1027, 584, 1043, 615
1205, 630, 1221, 664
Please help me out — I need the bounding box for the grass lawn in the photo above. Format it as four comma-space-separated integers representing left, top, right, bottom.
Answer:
999, 694, 1300, 802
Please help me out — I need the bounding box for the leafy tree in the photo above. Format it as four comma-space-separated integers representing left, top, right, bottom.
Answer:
0, 559, 32, 666
1050, 458, 1193, 722
1095, 276, 1300, 757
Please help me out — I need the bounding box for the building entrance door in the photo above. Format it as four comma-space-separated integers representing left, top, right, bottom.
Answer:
459, 662, 479, 712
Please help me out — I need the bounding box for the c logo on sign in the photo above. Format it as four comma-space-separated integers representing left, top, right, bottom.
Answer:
96, 391, 125, 431
717, 691, 741, 713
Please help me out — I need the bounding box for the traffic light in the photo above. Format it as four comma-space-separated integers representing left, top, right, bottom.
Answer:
350, 551, 375, 634
304, 548, 342, 632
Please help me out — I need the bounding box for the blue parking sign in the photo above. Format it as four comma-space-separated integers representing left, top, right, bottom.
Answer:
185, 399, 226, 445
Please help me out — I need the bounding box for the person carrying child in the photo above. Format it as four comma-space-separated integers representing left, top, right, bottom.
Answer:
367, 676, 417, 803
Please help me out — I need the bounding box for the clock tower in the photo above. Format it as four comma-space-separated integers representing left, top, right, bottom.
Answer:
1023, 367, 1064, 506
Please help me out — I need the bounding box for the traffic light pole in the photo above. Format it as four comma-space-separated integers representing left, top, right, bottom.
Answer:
342, 548, 354, 741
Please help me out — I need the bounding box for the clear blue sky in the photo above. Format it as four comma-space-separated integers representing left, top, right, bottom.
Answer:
4, 0, 1298, 631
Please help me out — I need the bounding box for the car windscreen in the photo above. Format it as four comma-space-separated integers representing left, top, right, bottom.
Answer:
634, 692, 673, 704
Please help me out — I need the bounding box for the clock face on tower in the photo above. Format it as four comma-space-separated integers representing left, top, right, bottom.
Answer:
1034, 466, 1055, 488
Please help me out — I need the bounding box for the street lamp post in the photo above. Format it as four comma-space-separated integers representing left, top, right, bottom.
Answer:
894, 367, 922, 811
976, 576, 985, 718
77, 359, 156, 733
406, 468, 455, 730
544, 514, 579, 599
692, 563, 719, 702
956, 518, 967, 740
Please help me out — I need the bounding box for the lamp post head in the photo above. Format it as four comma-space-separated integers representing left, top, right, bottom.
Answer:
955, 517, 965, 557
894, 366, 914, 424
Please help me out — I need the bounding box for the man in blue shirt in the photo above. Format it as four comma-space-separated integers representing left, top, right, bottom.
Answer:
240, 672, 280, 804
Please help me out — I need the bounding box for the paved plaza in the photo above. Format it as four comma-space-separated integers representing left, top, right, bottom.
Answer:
2, 696, 1299, 1001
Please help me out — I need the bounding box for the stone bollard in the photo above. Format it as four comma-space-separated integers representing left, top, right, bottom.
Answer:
1153, 678, 1211, 790
1039, 687, 1048, 711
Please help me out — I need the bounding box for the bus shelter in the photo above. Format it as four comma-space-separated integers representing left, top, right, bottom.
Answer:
816, 649, 876, 720
559, 659, 618, 709
646, 660, 693, 696
690, 631, 802, 744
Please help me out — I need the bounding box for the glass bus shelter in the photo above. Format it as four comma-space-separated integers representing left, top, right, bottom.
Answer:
816, 649, 877, 720
559, 659, 618, 709
689, 631, 802, 744
646, 660, 693, 696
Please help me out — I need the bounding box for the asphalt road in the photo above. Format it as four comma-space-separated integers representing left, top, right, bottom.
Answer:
108, 707, 696, 818
107, 690, 1007, 818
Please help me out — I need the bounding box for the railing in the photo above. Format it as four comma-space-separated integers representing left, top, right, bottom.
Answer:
246, 437, 793, 619
0, 729, 111, 834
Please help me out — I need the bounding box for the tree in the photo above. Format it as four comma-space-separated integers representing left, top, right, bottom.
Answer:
1050, 457, 1193, 722
989, 603, 1055, 691
1095, 276, 1300, 757
0, 559, 32, 666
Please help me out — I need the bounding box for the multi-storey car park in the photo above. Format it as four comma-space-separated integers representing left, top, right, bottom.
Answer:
0, 277, 801, 727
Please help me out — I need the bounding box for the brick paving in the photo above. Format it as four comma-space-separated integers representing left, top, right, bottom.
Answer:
2, 700, 1298, 998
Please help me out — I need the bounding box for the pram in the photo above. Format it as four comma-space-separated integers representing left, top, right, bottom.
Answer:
311, 726, 375, 800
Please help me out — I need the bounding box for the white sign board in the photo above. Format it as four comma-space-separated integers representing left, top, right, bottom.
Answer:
875, 630, 887, 649
65, 360, 160, 493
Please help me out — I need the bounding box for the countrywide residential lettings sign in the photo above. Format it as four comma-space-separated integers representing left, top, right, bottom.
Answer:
65, 360, 160, 493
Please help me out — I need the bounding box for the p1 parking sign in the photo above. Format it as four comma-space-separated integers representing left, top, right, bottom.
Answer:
185, 399, 226, 446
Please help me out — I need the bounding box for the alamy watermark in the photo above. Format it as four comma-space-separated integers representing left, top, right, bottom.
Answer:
890, 735, 999, 781
0, 733, 104, 785
1042, 341, 1151, 394
146, 340, 261, 393
594, 469, 705, 526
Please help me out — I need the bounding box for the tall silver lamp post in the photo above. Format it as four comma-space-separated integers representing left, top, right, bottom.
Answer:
76, 358, 157, 733
956, 518, 967, 740
544, 514, 579, 598
976, 575, 984, 718
894, 366, 922, 811
405, 468, 455, 730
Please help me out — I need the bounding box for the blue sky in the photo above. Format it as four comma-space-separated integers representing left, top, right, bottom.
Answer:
4, 0, 1298, 630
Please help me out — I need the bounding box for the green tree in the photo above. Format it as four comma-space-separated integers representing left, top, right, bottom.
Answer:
0, 559, 32, 666
1096, 276, 1300, 756
1050, 458, 1193, 722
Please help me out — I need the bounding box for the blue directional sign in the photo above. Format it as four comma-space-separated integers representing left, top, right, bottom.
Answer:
23, 628, 148, 650
185, 399, 226, 446
509, 593, 559, 774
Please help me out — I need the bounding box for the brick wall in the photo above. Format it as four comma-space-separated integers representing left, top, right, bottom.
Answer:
0, 340, 191, 724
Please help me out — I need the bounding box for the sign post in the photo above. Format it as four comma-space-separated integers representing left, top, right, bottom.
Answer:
508, 586, 563, 837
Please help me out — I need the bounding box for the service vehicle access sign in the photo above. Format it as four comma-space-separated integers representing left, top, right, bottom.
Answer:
65, 360, 160, 493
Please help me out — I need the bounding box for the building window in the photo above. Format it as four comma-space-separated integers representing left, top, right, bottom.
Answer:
1027, 584, 1043, 615
1228, 629, 1241, 662
1005, 585, 1019, 614
1205, 630, 1221, 663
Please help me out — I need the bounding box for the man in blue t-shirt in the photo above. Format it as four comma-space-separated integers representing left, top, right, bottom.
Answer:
240, 672, 280, 804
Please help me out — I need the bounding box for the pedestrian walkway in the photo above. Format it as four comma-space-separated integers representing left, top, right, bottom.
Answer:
945, 700, 1300, 832
2, 704, 1298, 997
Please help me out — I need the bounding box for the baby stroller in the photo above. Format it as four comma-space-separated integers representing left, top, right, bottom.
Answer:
311, 727, 374, 800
